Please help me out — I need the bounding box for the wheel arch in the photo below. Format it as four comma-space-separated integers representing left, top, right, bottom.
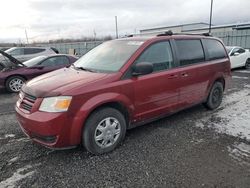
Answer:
69, 93, 134, 145
4, 74, 27, 86
205, 76, 226, 101
214, 77, 225, 91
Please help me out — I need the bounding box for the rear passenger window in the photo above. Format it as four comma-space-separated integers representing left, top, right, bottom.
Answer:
24, 48, 45, 55
175, 40, 205, 66
204, 39, 227, 60
135, 41, 174, 72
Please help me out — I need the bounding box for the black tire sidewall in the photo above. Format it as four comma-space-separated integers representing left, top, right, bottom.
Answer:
206, 82, 223, 110
83, 107, 127, 155
5, 76, 25, 93
245, 59, 250, 69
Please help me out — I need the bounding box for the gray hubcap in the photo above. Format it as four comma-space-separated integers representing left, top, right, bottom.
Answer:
9, 78, 24, 92
94, 117, 121, 148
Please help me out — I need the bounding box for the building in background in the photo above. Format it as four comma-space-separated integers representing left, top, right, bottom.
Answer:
139, 22, 250, 49
140, 22, 250, 35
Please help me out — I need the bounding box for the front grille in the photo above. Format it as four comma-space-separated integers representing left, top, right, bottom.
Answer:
19, 92, 37, 113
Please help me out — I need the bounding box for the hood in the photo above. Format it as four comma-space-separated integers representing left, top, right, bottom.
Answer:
0, 50, 25, 68
22, 67, 114, 97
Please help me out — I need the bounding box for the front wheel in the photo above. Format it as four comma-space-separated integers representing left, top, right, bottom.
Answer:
83, 107, 127, 155
204, 82, 224, 110
5, 76, 25, 93
245, 59, 250, 69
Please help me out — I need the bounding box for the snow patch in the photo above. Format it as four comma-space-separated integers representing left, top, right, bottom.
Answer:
234, 70, 250, 74
227, 142, 250, 167
0, 165, 35, 188
196, 88, 250, 141
8, 157, 19, 165
0, 134, 15, 139
244, 85, 250, 89
232, 76, 249, 80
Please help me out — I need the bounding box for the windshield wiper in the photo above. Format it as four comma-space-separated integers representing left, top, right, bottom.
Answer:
71, 64, 95, 72
78, 67, 96, 72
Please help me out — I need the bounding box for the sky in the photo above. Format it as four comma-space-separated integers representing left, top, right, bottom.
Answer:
0, 0, 250, 43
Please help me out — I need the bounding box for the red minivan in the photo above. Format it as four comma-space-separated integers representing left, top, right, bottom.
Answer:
15, 33, 231, 154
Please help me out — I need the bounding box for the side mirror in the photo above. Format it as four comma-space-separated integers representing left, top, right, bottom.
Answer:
232, 52, 240, 56
132, 62, 153, 76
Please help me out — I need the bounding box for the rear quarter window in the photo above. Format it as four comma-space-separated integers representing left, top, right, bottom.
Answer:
175, 39, 205, 66
203, 39, 227, 60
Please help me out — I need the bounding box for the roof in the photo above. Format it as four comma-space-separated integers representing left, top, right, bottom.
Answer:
117, 33, 216, 42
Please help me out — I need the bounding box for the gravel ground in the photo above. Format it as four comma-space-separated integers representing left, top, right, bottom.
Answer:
0, 69, 250, 188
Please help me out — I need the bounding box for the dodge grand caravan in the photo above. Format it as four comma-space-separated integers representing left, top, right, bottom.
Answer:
15, 33, 231, 154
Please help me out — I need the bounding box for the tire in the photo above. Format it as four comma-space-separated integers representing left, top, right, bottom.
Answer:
5, 76, 25, 93
245, 59, 250, 69
83, 107, 127, 155
204, 82, 224, 110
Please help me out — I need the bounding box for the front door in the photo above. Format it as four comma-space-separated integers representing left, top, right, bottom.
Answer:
131, 41, 181, 122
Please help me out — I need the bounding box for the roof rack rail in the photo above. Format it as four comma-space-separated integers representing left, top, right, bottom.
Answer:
126, 34, 134, 38
156, 30, 173, 36
156, 30, 212, 37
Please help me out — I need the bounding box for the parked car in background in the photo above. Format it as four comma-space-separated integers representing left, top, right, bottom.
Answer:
0, 53, 78, 92
226, 46, 250, 69
2, 47, 58, 62
0, 47, 10, 51
16, 33, 231, 155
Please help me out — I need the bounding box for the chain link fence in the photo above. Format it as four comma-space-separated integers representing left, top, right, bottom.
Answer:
37, 41, 103, 57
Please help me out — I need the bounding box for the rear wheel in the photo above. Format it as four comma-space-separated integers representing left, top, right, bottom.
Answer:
5, 76, 25, 93
245, 59, 250, 69
204, 82, 223, 110
83, 107, 127, 155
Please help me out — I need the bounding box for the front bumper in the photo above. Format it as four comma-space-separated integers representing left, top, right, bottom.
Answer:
15, 105, 78, 148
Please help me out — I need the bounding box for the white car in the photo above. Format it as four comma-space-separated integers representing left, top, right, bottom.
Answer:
2, 47, 58, 62
226, 46, 250, 69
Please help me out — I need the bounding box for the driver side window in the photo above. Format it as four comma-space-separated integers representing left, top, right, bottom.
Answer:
232, 48, 245, 55
135, 41, 174, 72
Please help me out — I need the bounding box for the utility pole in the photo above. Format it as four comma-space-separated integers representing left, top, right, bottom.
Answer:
115, 16, 118, 39
93, 29, 96, 41
25, 29, 29, 44
209, 0, 214, 34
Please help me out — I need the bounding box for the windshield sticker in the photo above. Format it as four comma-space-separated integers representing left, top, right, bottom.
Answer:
127, 41, 144, 46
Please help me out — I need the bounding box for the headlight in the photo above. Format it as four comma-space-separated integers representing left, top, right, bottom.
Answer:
39, 96, 72, 112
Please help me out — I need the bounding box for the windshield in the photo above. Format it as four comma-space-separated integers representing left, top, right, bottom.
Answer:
74, 40, 144, 72
226, 47, 233, 54
23, 56, 47, 67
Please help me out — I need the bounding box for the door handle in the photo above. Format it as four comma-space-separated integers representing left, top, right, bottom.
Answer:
181, 72, 189, 77
168, 74, 178, 79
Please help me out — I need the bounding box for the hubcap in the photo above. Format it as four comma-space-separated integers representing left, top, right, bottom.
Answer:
9, 78, 24, 92
212, 88, 220, 105
94, 117, 121, 148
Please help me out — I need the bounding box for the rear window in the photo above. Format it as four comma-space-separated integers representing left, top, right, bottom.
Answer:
175, 39, 205, 66
204, 39, 227, 60
24, 48, 46, 55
